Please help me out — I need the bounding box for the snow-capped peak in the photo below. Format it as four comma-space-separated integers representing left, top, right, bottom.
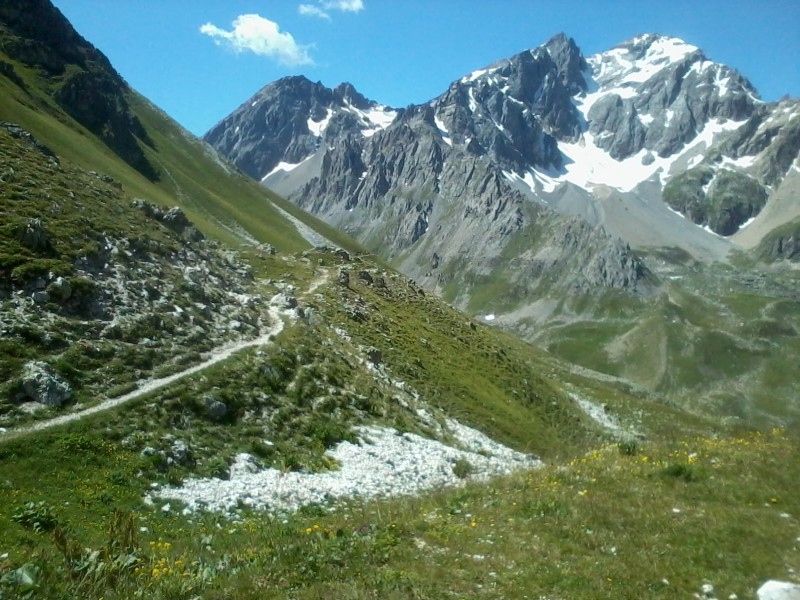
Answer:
588, 34, 701, 90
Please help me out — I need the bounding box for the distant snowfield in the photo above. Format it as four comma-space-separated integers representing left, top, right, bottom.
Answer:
500, 112, 745, 196
261, 155, 315, 181
151, 419, 539, 515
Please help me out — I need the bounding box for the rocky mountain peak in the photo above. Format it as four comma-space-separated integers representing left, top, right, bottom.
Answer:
541, 32, 589, 95
333, 82, 372, 110
207, 30, 799, 288
204, 77, 397, 181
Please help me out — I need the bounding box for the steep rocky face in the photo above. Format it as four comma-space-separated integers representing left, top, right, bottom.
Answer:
203, 75, 397, 182
0, 0, 158, 179
585, 34, 757, 160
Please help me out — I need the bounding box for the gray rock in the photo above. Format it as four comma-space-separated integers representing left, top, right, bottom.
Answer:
757, 581, 800, 600
170, 439, 190, 465
338, 269, 350, 287
357, 270, 374, 285
204, 397, 228, 420
32, 290, 50, 304
21, 361, 72, 406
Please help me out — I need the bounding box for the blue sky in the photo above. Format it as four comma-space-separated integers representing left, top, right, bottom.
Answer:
52, 0, 799, 136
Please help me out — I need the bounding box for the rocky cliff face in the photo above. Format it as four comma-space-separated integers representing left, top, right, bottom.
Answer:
205, 32, 800, 319
0, 0, 158, 179
204, 76, 397, 182
584, 34, 757, 160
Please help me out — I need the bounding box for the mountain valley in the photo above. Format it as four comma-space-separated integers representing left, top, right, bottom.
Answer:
0, 1, 799, 598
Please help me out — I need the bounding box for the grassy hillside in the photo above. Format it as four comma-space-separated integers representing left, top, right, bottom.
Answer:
0, 40, 361, 255
525, 259, 800, 425
5, 250, 797, 599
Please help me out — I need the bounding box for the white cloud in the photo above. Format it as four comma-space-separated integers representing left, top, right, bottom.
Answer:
298, 4, 331, 20
200, 14, 313, 66
298, 0, 364, 20
324, 0, 364, 12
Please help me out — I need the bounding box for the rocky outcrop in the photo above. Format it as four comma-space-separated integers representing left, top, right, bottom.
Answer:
663, 167, 769, 235
755, 218, 800, 262
21, 361, 72, 406
1, 122, 57, 162
133, 199, 204, 241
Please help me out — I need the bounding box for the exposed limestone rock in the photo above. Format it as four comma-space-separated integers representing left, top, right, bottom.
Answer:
21, 361, 73, 406
757, 580, 800, 600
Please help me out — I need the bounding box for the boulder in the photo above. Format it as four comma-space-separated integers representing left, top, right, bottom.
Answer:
338, 269, 350, 287
170, 439, 190, 466
203, 396, 228, 421
357, 270, 374, 284
32, 290, 49, 304
21, 361, 72, 406
757, 581, 800, 600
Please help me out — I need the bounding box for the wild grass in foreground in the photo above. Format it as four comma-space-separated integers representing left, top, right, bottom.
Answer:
1, 427, 797, 599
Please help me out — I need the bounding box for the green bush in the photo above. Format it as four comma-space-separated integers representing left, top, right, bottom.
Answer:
11, 501, 59, 532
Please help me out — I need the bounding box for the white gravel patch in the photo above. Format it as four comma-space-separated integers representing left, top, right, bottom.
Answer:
150, 420, 540, 514
571, 393, 623, 433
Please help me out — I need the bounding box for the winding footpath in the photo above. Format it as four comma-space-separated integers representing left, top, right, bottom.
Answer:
0, 282, 317, 443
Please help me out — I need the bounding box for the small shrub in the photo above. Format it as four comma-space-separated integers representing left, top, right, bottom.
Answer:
452, 458, 474, 479
618, 439, 639, 456
57, 433, 110, 454
249, 440, 276, 460
205, 457, 230, 480
11, 501, 59, 532
662, 462, 698, 482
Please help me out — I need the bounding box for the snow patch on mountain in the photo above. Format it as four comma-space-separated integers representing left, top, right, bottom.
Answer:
434, 115, 453, 146
343, 102, 397, 137
544, 111, 747, 192
590, 35, 699, 89
307, 110, 332, 137
261, 155, 315, 181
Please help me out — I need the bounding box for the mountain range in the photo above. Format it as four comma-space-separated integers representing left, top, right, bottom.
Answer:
207, 33, 800, 263
205, 31, 800, 421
